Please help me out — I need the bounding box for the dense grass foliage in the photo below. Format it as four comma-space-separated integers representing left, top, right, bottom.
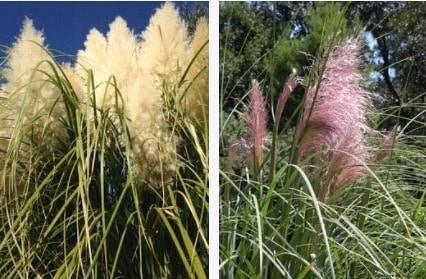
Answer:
220, 2, 426, 278
0, 3, 208, 278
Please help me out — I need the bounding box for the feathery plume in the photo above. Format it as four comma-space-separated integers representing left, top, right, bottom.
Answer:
76, 13, 178, 182
1, 18, 65, 150
76, 16, 139, 107
185, 17, 209, 125
269, 73, 300, 182
298, 39, 370, 199
136, 2, 189, 181
2, 3, 206, 186
2, 18, 60, 115
139, 2, 189, 82
76, 3, 192, 182
0, 19, 65, 195
227, 80, 268, 173
248, 80, 268, 172
274, 73, 301, 130
3, 18, 47, 85
75, 28, 108, 94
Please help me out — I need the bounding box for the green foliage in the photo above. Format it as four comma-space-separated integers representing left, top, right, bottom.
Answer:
220, 2, 274, 111
220, 2, 426, 278
349, 2, 426, 136
387, 2, 426, 112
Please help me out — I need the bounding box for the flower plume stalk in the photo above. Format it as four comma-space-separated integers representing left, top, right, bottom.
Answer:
298, 38, 370, 200
248, 80, 267, 174
269, 73, 301, 182
274, 73, 301, 131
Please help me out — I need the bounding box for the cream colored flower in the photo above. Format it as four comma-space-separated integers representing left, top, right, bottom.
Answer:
76, 3, 190, 182
185, 17, 209, 125
1, 3, 208, 186
1, 18, 65, 150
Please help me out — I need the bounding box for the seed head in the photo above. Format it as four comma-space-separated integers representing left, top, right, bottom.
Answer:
298, 39, 370, 197
247, 80, 267, 171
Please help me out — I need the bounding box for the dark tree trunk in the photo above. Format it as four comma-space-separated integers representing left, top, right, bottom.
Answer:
373, 31, 402, 105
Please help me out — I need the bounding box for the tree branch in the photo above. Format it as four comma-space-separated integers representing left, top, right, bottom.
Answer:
373, 31, 401, 105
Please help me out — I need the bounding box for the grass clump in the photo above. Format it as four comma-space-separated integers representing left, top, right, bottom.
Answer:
220, 4, 426, 278
0, 3, 208, 278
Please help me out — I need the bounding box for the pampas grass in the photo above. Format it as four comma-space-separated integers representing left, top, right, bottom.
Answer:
220, 32, 426, 278
0, 2, 208, 277
1, 18, 66, 149
227, 80, 268, 175
1, 2, 209, 184
185, 17, 209, 126
247, 80, 268, 174
298, 39, 370, 199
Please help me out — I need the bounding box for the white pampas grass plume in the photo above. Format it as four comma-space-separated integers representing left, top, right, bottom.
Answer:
134, 2, 190, 181
1, 2, 207, 186
1, 18, 64, 150
76, 17, 139, 107
76, 8, 182, 182
2, 18, 60, 115
3, 18, 47, 86
0, 19, 65, 195
139, 2, 189, 82
185, 17, 209, 125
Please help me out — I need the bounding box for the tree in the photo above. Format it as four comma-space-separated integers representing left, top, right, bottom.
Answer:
351, 2, 426, 134
388, 2, 426, 101
349, 2, 404, 105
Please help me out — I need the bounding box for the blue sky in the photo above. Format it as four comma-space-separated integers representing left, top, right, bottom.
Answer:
0, 1, 200, 57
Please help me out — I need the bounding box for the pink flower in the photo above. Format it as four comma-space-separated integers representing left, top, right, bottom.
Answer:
298, 39, 370, 198
274, 73, 302, 130
247, 80, 268, 171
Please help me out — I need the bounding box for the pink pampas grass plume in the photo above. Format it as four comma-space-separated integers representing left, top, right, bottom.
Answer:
247, 80, 268, 172
298, 38, 370, 199
274, 73, 302, 130
227, 80, 268, 173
